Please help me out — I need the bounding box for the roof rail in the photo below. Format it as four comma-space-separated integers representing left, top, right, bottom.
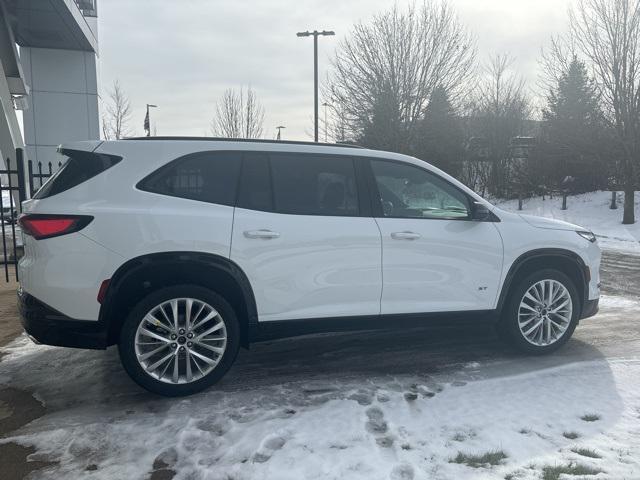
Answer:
123, 136, 364, 149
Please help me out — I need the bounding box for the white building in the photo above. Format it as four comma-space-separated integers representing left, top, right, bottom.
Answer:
0, 0, 99, 192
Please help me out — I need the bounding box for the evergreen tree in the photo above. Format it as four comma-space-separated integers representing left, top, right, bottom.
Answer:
543, 57, 602, 148
542, 57, 609, 191
413, 86, 464, 176
359, 86, 404, 152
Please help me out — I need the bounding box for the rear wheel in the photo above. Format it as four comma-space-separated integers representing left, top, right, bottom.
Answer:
499, 269, 579, 354
118, 285, 240, 396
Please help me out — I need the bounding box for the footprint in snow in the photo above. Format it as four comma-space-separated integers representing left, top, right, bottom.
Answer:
349, 389, 374, 406
390, 463, 415, 480
252, 434, 287, 463
377, 392, 391, 403
365, 407, 396, 449
403, 383, 438, 401
195, 417, 228, 436
365, 406, 388, 434
376, 436, 395, 448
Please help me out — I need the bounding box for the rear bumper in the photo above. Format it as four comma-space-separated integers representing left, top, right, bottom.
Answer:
18, 287, 108, 349
580, 297, 599, 320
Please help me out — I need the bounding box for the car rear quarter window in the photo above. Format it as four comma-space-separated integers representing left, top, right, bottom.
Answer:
269, 153, 359, 216
33, 150, 122, 199
138, 151, 242, 206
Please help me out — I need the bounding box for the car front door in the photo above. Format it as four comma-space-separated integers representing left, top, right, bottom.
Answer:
230, 151, 382, 322
367, 158, 503, 314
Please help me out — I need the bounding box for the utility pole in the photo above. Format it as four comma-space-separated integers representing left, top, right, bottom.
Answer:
276, 125, 286, 140
144, 104, 157, 137
297, 30, 335, 142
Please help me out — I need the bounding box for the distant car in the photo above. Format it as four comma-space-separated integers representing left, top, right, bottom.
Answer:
17, 138, 601, 396
1, 190, 18, 223
1, 190, 23, 260
0, 225, 23, 263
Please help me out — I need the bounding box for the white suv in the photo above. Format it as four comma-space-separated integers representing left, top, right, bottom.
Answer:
18, 138, 601, 396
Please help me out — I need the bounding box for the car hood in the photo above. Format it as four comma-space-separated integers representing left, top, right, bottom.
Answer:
518, 214, 584, 231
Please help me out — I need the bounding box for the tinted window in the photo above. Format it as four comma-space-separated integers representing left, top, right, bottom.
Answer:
370, 160, 470, 219
34, 150, 122, 199
237, 152, 273, 211
139, 152, 242, 205
270, 154, 359, 216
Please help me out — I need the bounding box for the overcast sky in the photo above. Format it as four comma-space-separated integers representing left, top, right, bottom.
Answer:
98, 0, 572, 141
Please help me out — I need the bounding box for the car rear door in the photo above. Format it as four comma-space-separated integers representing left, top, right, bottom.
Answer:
366, 158, 504, 314
230, 151, 382, 322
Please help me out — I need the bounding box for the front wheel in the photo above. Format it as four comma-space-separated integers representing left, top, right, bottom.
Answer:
499, 269, 579, 354
118, 285, 240, 396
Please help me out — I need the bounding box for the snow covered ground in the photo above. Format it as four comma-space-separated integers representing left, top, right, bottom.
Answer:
1, 293, 639, 480
2, 193, 639, 479
494, 190, 640, 254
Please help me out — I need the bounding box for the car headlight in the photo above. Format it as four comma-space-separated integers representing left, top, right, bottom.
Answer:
576, 230, 596, 243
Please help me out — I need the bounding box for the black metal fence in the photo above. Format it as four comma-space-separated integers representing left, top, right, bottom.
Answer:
1, 149, 27, 282
0, 149, 62, 282
27, 159, 62, 197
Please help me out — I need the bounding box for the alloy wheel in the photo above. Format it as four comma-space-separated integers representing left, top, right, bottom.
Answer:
134, 298, 227, 384
517, 279, 573, 346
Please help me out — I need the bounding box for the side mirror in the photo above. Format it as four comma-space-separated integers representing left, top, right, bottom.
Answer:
472, 202, 491, 221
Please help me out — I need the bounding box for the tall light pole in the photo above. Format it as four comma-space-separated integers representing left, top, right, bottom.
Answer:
297, 29, 335, 142
144, 104, 157, 137
276, 125, 286, 140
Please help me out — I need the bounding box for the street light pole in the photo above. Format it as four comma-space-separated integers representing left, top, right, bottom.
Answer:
297, 30, 335, 142
144, 104, 157, 137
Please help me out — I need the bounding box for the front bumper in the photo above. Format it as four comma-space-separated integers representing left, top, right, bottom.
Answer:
18, 287, 108, 349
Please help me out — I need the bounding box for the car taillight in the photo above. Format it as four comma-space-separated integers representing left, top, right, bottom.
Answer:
18, 214, 93, 240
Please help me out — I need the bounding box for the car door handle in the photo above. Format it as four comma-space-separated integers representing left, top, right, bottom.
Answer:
244, 229, 280, 239
391, 231, 421, 240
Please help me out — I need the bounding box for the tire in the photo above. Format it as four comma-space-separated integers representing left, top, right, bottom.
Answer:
118, 284, 240, 396
498, 269, 579, 355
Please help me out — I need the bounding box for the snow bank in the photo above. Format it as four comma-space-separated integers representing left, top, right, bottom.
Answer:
494, 191, 640, 254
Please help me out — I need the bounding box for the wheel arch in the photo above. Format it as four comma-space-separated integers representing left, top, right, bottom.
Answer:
496, 248, 589, 316
99, 252, 258, 348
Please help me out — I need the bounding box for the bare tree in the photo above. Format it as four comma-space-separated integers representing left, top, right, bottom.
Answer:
102, 80, 133, 140
317, 84, 353, 144
471, 54, 532, 196
329, 2, 476, 152
570, 0, 640, 224
538, 37, 579, 93
211, 87, 265, 139
324, 101, 350, 143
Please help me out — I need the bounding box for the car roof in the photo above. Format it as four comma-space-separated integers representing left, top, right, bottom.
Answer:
124, 136, 366, 149
64, 137, 410, 161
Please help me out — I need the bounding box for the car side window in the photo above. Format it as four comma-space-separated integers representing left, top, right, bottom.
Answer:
370, 159, 470, 219
139, 151, 242, 206
237, 152, 273, 211
270, 153, 359, 216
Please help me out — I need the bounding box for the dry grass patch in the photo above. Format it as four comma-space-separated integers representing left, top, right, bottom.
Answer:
580, 413, 601, 422
450, 450, 508, 468
541, 462, 603, 480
